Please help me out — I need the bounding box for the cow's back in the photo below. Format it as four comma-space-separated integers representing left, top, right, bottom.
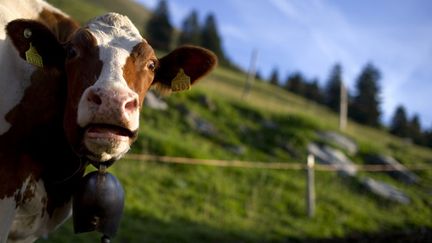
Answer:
0, 0, 65, 136
0, 1, 81, 242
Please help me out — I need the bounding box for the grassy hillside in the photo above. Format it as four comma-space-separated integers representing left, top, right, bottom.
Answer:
38, 66, 432, 243
46, 0, 151, 33
38, 1, 432, 242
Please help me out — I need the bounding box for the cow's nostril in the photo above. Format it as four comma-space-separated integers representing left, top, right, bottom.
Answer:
124, 98, 138, 112
88, 90, 102, 105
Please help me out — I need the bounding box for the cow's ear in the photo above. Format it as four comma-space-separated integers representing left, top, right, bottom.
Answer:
6, 19, 65, 68
153, 45, 217, 92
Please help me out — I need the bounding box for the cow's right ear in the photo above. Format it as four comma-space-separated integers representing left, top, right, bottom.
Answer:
6, 19, 65, 68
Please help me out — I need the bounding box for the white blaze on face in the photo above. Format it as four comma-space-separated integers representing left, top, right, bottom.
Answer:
76, 13, 144, 162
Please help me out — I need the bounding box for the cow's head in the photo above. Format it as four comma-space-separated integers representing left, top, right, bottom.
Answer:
6, 13, 217, 165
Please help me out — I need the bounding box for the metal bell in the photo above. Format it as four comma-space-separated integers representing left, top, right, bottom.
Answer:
73, 170, 125, 241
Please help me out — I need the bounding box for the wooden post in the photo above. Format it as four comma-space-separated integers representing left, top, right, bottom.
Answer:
241, 49, 258, 99
306, 154, 315, 218
339, 81, 348, 131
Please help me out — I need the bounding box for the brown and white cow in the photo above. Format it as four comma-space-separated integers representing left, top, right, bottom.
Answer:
0, 0, 217, 242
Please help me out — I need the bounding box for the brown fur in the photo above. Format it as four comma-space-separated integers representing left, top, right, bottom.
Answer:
123, 42, 157, 108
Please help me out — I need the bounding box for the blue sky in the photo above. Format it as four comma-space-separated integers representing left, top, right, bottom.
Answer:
137, 0, 432, 128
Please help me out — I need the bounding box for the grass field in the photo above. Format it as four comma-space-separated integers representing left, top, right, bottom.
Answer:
38, 66, 432, 243
38, 1, 432, 242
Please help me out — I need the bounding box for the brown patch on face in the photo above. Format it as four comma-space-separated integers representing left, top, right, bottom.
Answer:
123, 42, 157, 108
63, 28, 103, 152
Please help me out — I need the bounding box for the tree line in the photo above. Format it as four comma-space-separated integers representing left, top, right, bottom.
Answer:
145, 0, 432, 149
267, 63, 432, 148
145, 0, 229, 66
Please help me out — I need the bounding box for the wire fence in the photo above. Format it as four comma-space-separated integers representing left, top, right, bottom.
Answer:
124, 153, 432, 172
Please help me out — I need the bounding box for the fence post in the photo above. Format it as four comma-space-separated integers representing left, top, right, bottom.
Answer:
306, 154, 315, 218
339, 81, 348, 131
241, 49, 258, 99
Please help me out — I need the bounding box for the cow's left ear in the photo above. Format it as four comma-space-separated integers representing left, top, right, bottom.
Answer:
153, 45, 217, 92
6, 19, 65, 68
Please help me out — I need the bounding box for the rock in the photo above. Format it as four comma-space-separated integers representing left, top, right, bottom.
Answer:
144, 91, 168, 110
262, 119, 278, 130
365, 154, 419, 184
360, 177, 410, 204
193, 117, 218, 137
224, 144, 246, 156
317, 131, 358, 155
281, 142, 301, 159
308, 143, 357, 177
197, 94, 216, 111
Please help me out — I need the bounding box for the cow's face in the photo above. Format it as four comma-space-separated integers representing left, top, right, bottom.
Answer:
6, 13, 217, 165
63, 13, 217, 164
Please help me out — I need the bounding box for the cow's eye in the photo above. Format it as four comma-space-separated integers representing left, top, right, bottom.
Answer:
147, 60, 156, 71
66, 46, 78, 59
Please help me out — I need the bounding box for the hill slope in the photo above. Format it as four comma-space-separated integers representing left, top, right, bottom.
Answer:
46, 0, 151, 32
39, 66, 432, 243
38, 1, 432, 242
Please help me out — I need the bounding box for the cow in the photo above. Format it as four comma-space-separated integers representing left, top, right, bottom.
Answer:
0, 0, 217, 242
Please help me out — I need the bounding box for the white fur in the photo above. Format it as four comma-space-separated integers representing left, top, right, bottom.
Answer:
77, 13, 144, 162
78, 13, 142, 131
0, 0, 66, 135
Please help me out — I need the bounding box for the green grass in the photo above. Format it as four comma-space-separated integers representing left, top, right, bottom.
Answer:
37, 1, 432, 242
46, 0, 151, 32
39, 66, 432, 243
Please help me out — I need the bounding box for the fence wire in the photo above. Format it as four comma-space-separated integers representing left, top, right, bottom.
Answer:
124, 154, 431, 172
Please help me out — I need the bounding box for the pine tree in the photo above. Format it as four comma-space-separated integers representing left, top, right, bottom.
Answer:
201, 14, 225, 62
350, 63, 382, 127
390, 105, 409, 137
255, 70, 263, 81
408, 114, 425, 145
269, 68, 279, 86
305, 79, 324, 104
146, 0, 174, 51
285, 72, 306, 95
325, 64, 343, 112
426, 127, 432, 148
179, 10, 201, 46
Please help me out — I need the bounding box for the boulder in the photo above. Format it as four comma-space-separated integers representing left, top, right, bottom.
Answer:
176, 104, 218, 137
365, 154, 418, 184
307, 143, 357, 177
197, 94, 216, 111
144, 91, 168, 110
360, 177, 410, 204
317, 131, 358, 155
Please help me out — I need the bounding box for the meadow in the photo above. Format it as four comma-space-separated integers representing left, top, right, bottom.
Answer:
40, 1, 432, 242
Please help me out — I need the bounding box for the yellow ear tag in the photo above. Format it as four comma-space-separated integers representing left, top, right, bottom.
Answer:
171, 68, 191, 92
25, 43, 43, 68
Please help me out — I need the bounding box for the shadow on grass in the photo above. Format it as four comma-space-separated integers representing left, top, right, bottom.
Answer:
39, 206, 432, 243
304, 227, 432, 243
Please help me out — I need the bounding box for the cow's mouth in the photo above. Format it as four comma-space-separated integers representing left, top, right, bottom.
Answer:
84, 124, 136, 140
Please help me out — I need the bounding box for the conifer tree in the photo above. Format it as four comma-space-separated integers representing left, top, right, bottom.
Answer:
285, 72, 306, 95
269, 68, 279, 86
350, 63, 382, 127
390, 105, 409, 137
201, 13, 225, 63
179, 10, 201, 46
408, 114, 425, 145
305, 79, 324, 104
146, 0, 174, 51
325, 64, 343, 112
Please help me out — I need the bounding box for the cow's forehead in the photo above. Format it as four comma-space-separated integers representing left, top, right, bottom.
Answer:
86, 12, 145, 49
